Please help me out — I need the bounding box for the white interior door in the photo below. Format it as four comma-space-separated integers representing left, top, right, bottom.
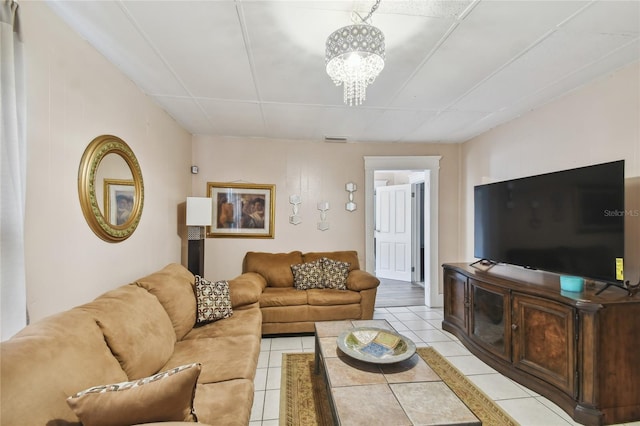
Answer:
375, 184, 412, 281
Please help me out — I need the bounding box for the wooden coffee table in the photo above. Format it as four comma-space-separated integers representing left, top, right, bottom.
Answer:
314, 319, 480, 426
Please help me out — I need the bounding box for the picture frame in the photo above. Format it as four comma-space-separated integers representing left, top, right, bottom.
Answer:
207, 182, 275, 238
104, 179, 135, 226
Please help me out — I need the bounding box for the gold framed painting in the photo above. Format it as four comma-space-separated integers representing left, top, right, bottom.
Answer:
206, 182, 275, 238
103, 179, 135, 226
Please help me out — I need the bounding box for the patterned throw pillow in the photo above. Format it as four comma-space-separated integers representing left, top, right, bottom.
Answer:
66, 363, 201, 426
322, 257, 350, 290
194, 276, 233, 325
291, 259, 324, 290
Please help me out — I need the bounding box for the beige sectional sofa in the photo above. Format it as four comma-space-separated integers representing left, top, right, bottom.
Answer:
0, 263, 263, 426
242, 250, 380, 334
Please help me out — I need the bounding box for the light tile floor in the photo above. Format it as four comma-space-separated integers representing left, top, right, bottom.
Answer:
249, 306, 640, 426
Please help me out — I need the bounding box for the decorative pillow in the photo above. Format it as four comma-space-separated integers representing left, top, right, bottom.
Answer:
322, 257, 350, 290
194, 276, 233, 325
291, 260, 325, 290
66, 363, 201, 426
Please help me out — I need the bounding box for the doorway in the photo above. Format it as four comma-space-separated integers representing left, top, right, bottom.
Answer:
364, 156, 442, 307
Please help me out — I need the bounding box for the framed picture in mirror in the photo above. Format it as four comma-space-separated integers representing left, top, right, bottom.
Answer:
104, 179, 135, 226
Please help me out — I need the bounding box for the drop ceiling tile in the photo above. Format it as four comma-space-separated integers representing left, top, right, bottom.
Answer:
391, 0, 589, 110
455, 30, 636, 112
197, 99, 265, 137
152, 96, 212, 135
403, 110, 490, 143
262, 103, 382, 141
241, 3, 355, 105
564, 0, 640, 35
122, 1, 257, 100
495, 39, 640, 119
46, 0, 187, 96
360, 109, 439, 142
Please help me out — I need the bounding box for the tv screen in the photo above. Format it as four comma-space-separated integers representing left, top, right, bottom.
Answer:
474, 160, 625, 284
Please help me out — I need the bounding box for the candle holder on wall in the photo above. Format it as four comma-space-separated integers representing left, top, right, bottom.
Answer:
317, 201, 330, 231
345, 182, 357, 212
289, 195, 302, 225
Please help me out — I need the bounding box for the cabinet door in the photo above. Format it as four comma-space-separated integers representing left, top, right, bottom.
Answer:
469, 279, 511, 361
512, 293, 576, 396
444, 270, 467, 332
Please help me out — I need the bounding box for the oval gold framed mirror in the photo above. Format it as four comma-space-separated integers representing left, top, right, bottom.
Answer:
78, 135, 144, 242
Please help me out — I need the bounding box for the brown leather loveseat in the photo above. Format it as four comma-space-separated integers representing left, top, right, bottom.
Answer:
0, 263, 263, 426
242, 250, 380, 335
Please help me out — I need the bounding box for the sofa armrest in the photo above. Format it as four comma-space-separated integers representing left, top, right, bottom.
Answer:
228, 273, 266, 309
345, 270, 380, 291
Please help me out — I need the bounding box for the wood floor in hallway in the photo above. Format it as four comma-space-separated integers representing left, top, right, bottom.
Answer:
375, 277, 425, 307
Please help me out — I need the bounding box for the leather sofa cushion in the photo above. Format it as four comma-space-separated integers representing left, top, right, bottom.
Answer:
260, 287, 307, 307
243, 251, 302, 287
134, 263, 197, 340
303, 251, 360, 271
0, 309, 128, 426
79, 285, 176, 379
163, 335, 260, 383
307, 289, 361, 306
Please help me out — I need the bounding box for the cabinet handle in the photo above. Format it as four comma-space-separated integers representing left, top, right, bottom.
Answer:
511, 324, 519, 330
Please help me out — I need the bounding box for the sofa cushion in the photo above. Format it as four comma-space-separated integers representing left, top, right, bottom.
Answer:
303, 251, 360, 271
243, 251, 303, 287
163, 335, 260, 383
322, 258, 350, 290
0, 309, 129, 426
194, 379, 255, 426
346, 269, 381, 291
307, 289, 361, 306
78, 285, 176, 379
134, 263, 197, 340
183, 307, 262, 340
228, 273, 266, 309
291, 259, 324, 290
260, 287, 307, 308
195, 276, 233, 325
67, 363, 200, 426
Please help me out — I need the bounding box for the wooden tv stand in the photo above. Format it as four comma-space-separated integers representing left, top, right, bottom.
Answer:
442, 263, 640, 426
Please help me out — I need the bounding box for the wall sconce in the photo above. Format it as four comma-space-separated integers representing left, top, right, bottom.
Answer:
317, 201, 330, 231
289, 195, 302, 225
186, 197, 212, 277
345, 182, 357, 212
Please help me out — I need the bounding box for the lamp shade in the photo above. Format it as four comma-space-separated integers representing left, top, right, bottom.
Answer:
186, 197, 212, 226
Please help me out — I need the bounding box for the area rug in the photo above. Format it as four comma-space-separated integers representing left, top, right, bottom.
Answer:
279, 347, 519, 426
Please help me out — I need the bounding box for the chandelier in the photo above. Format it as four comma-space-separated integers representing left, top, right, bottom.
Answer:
325, 0, 385, 106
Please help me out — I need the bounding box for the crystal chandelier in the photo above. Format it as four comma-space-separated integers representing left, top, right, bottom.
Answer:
325, 0, 385, 106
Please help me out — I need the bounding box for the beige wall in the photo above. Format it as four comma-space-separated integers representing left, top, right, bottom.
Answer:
461, 61, 640, 282
21, 2, 192, 322
191, 137, 461, 282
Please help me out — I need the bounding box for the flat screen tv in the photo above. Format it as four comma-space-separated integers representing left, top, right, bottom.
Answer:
474, 160, 625, 284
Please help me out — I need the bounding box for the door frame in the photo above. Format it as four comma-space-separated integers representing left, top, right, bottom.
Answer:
364, 156, 442, 307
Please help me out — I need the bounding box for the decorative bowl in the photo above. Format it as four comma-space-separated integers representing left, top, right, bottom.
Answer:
336, 327, 416, 364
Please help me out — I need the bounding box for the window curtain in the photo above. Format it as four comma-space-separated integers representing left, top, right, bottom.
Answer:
1, 0, 27, 340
